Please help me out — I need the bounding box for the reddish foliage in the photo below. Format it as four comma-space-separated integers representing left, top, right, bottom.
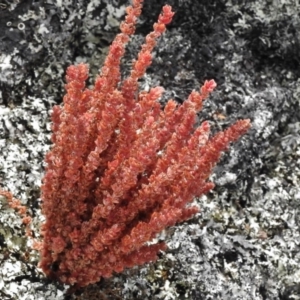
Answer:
38, 0, 251, 287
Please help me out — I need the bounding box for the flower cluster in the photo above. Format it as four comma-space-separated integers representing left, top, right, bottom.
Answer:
39, 0, 250, 287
